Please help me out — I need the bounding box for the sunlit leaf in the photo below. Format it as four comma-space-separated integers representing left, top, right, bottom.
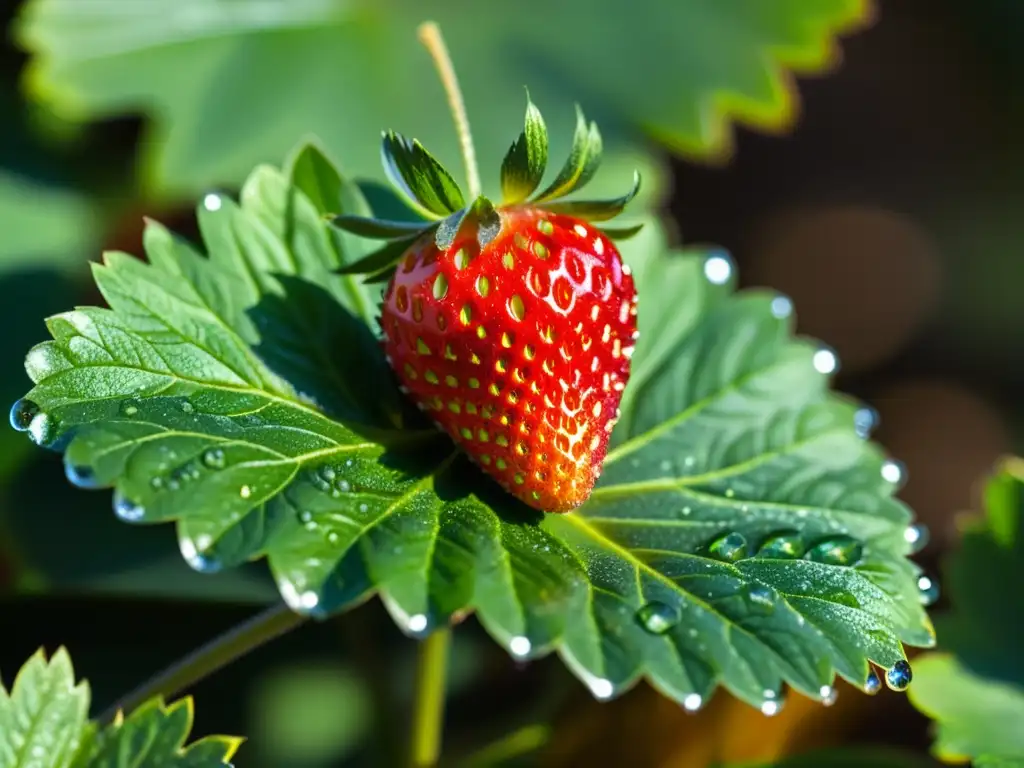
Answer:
11, 149, 932, 712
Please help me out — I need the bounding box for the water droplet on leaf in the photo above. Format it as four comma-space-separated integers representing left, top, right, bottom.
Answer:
813, 348, 838, 374
770, 295, 792, 318
709, 532, 748, 562
820, 685, 838, 706
854, 406, 878, 438
886, 660, 912, 691
510, 636, 531, 657
682, 693, 703, 712
904, 523, 929, 554
864, 669, 882, 695
703, 252, 732, 284
806, 536, 864, 566
407, 613, 429, 635
636, 602, 680, 634
180, 400, 194, 414
745, 584, 776, 613
65, 462, 98, 489
113, 490, 145, 522
881, 459, 906, 487
9, 398, 39, 431
757, 532, 805, 559
179, 534, 222, 573
119, 401, 139, 417
917, 575, 939, 606
202, 448, 225, 469
239, 485, 252, 499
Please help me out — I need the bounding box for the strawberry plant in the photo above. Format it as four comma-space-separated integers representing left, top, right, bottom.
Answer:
3, 15, 948, 768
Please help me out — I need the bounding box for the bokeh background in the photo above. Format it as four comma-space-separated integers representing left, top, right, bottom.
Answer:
1, 0, 1020, 765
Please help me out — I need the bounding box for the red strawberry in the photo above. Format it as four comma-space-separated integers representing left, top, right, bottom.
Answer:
380, 208, 637, 512
330, 24, 643, 511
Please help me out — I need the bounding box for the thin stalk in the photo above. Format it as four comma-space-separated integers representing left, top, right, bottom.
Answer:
417, 22, 482, 199
409, 627, 452, 767
98, 602, 306, 724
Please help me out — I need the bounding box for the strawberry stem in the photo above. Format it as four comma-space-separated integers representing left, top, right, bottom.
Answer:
417, 21, 482, 199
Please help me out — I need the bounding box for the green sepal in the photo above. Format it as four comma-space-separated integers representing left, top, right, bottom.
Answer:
329, 214, 428, 240
333, 232, 424, 276
532, 105, 602, 203
381, 131, 466, 218
501, 93, 548, 204
599, 222, 646, 241
540, 171, 641, 221
435, 196, 503, 252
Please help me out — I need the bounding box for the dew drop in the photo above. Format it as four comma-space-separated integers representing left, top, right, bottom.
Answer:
757, 532, 805, 560
703, 252, 732, 284
854, 407, 878, 438
22, 408, 57, 447
335, 479, 351, 493
64, 461, 99, 489
864, 669, 882, 695
917, 575, 939, 606
904, 523, 930, 554
298, 510, 313, 525
805, 536, 864, 567
180, 400, 195, 414
881, 459, 905, 486
280, 580, 321, 614
119, 401, 139, 417
510, 636, 532, 657
770, 295, 793, 319
587, 677, 614, 700
745, 584, 776, 613
408, 614, 429, 634
202, 448, 226, 469
813, 348, 838, 375
239, 485, 253, 499
682, 693, 703, 712
886, 660, 912, 691
203, 193, 223, 211
179, 534, 222, 573
760, 692, 784, 716
709, 532, 748, 563
635, 601, 680, 634
9, 398, 39, 431
113, 490, 145, 522
820, 685, 838, 706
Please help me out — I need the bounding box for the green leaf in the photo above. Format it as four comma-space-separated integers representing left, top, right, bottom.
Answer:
598, 223, 646, 241
909, 655, 1024, 767
85, 698, 240, 767
13, 150, 932, 713
539, 170, 641, 221
333, 234, 423, 277
0, 648, 238, 768
13, 0, 866, 198
501, 95, 548, 204
533, 106, 602, 203
907, 463, 1024, 767
329, 215, 428, 240
0, 171, 98, 273
0, 647, 90, 767
381, 132, 465, 219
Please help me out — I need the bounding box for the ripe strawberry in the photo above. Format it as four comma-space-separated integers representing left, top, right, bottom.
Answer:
330, 59, 643, 512
380, 208, 637, 512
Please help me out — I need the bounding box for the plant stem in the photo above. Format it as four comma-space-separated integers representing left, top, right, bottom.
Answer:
417, 21, 482, 199
98, 602, 306, 724
409, 627, 452, 767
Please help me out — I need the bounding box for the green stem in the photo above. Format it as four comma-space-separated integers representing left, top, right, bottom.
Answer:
409, 627, 452, 767
98, 602, 307, 724
417, 21, 482, 199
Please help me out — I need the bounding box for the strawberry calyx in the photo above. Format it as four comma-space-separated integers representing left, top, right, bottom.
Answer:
329, 96, 642, 282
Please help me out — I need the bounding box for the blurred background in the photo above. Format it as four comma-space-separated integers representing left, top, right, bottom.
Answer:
0, 0, 1020, 765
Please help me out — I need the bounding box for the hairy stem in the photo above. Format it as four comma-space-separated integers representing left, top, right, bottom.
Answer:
409, 627, 452, 767
98, 602, 306, 724
417, 21, 482, 199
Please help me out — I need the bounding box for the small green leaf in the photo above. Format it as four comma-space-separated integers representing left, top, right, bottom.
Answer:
13, 149, 933, 715
598, 222, 646, 241
909, 655, 1024, 767
533, 106, 602, 202
501, 94, 548, 204
907, 463, 1024, 767
381, 131, 465, 218
0, 647, 90, 767
286, 142, 345, 216
329, 215, 428, 240
334, 234, 422, 276
87, 697, 240, 767
539, 170, 640, 221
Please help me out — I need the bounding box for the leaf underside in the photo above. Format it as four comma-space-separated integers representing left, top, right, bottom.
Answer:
0, 647, 238, 767
14, 0, 871, 196
15, 146, 932, 711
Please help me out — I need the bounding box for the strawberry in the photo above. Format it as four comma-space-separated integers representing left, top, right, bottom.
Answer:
330, 25, 643, 512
